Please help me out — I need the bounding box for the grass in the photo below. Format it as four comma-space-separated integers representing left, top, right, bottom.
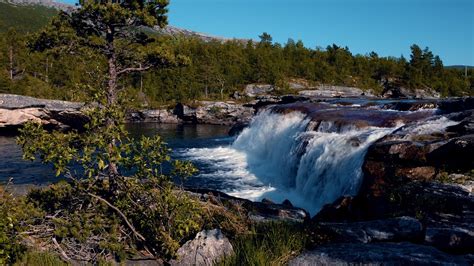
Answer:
14, 252, 67, 266
219, 221, 309, 265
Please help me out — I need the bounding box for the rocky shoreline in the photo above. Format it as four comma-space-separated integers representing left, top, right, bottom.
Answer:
1, 93, 473, 264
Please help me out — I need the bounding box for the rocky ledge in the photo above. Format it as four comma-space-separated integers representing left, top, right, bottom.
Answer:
0, 94, 88, 133
291, 98, 474, 264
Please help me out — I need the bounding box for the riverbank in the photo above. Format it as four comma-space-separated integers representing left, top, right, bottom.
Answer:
1, 93, 473, 264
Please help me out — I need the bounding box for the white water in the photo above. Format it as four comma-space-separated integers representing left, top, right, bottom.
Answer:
181, 110, 399, 215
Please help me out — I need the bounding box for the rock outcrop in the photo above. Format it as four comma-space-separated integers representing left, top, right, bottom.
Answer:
290, 242, 473, 265
0, 94, 87, 133
298, 85, 373, 98
173, 101, 254, 125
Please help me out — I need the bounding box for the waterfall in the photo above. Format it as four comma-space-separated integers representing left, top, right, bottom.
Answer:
182, 109, 397, 215
230, 110, 395, 214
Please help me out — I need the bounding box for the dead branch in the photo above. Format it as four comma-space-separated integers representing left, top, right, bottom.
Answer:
86, 192, 146, 242
52, 237, 71, 262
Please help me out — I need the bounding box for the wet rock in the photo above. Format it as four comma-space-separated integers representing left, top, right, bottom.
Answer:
425, 225, 474, 254
316, 182, 474, 223
261, 198, 275, 204
289, 242, 473, 265
427, 135, 474, 171
282, 199, 294, 208
184, 188, 309, 223
438, 97, 474, 114
170, 229, 233, 266
319, 216, 423, 243
228, 121, 248, 136
382, 101, 438, 111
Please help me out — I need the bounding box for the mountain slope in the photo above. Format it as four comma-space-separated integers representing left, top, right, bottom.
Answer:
0, 1, 58, 32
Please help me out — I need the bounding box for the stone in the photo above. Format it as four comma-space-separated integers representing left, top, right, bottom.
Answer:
184, 188, 309, 223
289, 242, 473, 265
228, 121, 248, 136
425, 225, 474, 254
428, 135, 474, 171
173, 101, 253, 125
298, 85, 368, 98
170, 229, 233, 266
244, 84, 275, 97
438, 97, 474, 114
319, 216, 423, 243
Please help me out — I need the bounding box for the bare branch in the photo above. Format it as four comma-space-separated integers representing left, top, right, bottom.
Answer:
52, 237, 71, 262
117, 65, 152, 75
87, 192, 146, 242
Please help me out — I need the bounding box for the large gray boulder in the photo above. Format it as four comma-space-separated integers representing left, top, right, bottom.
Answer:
244, 84, 275, 97
289, 242, 473, 266
170, 229, 233, 266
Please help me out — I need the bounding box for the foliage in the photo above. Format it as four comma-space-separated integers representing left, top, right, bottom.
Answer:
14, 251, 67, 266
15, 0, 203, 262
0, 2, 58, 33
1, 1, 472, 104
0, 185, 43, 264
219, 222, 309, 265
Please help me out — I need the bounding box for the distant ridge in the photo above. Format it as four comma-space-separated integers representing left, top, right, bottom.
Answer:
1, 0, 74, 11
152, 25, 252, 43
1, 0, 250, 43
445, 65, 474, 70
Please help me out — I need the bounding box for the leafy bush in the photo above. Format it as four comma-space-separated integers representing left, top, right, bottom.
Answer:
0, 186, 42, 264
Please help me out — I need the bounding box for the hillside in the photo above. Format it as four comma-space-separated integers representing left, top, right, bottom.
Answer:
0, 1, 58, 32
0, 1, 244, 43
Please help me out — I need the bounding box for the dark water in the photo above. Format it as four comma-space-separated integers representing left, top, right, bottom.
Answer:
0, 123, 232, 185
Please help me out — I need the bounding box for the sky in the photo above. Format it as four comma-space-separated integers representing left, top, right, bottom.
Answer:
58, 0, 474, 66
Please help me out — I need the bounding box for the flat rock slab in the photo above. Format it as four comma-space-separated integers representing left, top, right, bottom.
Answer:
320, 216, 423, 243
0, 94, 83, 110
289, 242, 473, 266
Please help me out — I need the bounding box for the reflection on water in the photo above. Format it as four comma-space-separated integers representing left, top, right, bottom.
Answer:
0, 123, 231, 185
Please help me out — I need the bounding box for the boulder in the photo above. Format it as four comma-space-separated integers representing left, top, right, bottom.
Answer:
289, 242, 473, 265
298, 85, 368, 98
319, 216, 423, 243
438, 97, 474, 114
170, 229, 233, 266
228, 121, 248, 136
382, 85, 440, 99
174, 102, 253, 125
425, 225, 474, 254
427, 135, 474, 171
381, 101, 438, 111
185, 188, 309, 223
128, 109, 180, 123
244, 84, 275, 97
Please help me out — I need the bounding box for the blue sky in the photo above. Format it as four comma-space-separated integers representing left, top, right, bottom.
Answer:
59, 0, 473, 65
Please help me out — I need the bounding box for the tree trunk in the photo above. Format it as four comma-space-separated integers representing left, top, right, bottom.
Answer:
8, 46, 13, 80
106, 32, 120, 187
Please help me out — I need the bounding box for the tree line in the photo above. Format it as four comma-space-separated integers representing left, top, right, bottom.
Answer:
1, 26, 472, 106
